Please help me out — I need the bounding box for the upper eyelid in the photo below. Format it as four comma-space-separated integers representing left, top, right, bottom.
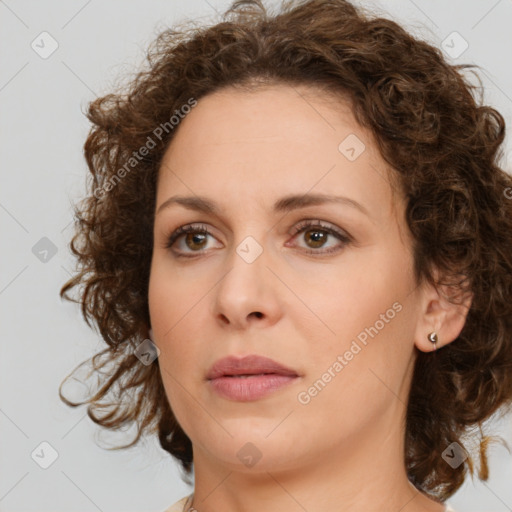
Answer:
168, 219, 346, 238
291, 219, 351, 237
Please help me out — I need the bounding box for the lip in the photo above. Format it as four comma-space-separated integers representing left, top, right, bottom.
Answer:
206, 354, 300, 402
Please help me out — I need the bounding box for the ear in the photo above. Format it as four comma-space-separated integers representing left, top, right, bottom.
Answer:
414, 276, 472, 353
148, 327, 154, 341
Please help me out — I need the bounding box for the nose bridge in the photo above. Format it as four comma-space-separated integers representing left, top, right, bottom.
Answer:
222, 235, 267, 302
212, 232, 280, 327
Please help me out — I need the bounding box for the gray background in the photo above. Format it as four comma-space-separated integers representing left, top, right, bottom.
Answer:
1, 0, 511, 511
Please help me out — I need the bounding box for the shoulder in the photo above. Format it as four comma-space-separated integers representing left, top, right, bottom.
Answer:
445, 504, 458, 512
161, 494, 192, 512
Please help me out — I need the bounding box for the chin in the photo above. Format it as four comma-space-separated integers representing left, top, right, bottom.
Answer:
194, 425, 306, 471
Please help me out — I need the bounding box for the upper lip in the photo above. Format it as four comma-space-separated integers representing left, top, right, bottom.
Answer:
206, 354, 299, 379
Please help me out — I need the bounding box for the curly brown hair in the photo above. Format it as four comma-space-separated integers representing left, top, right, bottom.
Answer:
59, 0, 512, 500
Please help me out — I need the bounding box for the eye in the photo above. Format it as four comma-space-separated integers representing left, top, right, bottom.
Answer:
287, 220, 352, 255
164, 223, 221, 257
163, 220, 352, 258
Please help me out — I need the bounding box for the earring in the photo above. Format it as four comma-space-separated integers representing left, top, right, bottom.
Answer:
428, 331, 438, 351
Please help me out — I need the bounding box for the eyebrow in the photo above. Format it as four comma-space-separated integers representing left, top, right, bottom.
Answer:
156, 193, 370, 217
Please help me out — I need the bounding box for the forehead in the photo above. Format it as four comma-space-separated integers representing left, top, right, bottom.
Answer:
156, 83, 399, 220
168, 83, 359, 150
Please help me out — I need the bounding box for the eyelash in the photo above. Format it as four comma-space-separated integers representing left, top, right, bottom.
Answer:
164, 220, 352, 258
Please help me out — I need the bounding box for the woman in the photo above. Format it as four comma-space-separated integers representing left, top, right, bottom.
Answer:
59, 0, 512, 511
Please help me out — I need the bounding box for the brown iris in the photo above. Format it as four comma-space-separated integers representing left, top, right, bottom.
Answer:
185, 232, 208, 250
304, 229, 327, 248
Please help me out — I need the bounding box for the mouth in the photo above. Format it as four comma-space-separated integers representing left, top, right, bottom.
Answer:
206, 354, 300, 401
222, 373, 278, 378
206, 354, 299, 380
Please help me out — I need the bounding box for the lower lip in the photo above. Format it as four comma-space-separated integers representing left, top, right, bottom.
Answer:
208, 374, 298, 401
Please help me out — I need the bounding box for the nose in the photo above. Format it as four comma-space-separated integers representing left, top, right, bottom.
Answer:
211, 243, 283, 330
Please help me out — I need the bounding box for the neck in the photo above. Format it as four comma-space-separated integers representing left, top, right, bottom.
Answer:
187, 413, 446, 512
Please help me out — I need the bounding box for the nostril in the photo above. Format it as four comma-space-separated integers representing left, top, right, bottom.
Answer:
250, 311, 263, 319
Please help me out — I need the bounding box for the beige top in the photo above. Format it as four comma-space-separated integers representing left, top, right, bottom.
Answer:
163, 494, 458, 512
163, 495, 191, 512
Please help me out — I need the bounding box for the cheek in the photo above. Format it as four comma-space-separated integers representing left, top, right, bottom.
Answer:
293, 249, 417, 401
293, 299, 415, 442
148, 254, 208, 335
292, 253, 411, 343
148, 269, 202, 427
148, 262, 197, 371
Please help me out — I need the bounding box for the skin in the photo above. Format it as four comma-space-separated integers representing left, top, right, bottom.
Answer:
148, 84, 469, 512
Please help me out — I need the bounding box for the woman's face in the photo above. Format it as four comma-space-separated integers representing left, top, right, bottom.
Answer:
148, 84, 426, 473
